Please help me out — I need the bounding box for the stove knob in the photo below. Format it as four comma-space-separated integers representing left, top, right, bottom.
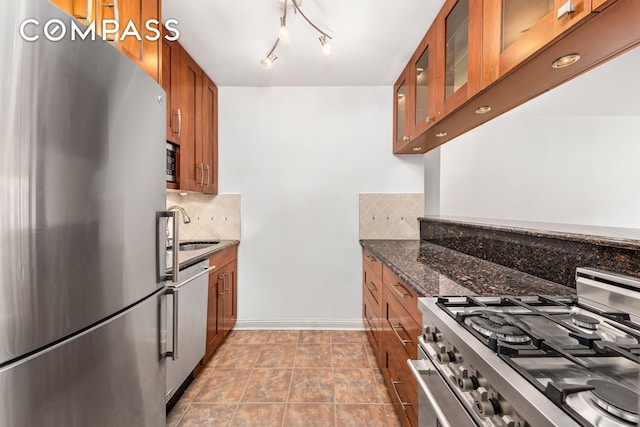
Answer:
472, 387, 501, 418
471, 374, 486, 389
457, 376, 474, 391
456, 368, 475, 391
432, 343, 450, 363
423, 327, 441, 342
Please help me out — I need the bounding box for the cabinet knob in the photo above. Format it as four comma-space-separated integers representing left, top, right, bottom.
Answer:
426, 116, 433, 123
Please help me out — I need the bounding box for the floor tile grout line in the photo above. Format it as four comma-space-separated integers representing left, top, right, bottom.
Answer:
228, 341, 263, 426
171, 401, 190, 427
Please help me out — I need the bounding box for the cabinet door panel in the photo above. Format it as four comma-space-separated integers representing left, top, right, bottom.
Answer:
223, 261, 237, 334
202, 76, 219, 194
205, 268, 223, 360
393, 71, 410, 151
412, 24, 441, 137
179, 51, 204, 192
483, 0, 556, 84
437, 0, 483, 115
162, 38, 181, 146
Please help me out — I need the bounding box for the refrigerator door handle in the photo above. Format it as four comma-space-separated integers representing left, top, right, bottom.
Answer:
164, 287, 179, 360
158, 211, 179, 283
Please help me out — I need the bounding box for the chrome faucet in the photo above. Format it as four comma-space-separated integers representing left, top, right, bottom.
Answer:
167, 205, 191, 224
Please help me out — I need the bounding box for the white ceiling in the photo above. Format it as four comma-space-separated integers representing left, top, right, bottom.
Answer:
162, 0, 445, 87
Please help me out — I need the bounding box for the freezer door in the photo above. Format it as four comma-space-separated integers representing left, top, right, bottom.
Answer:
0, 1, 166, 364
0, 289, 166, 427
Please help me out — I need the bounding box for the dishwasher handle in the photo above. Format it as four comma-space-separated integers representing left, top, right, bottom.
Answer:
172, 265, 216, 290
407, 358, 453, 427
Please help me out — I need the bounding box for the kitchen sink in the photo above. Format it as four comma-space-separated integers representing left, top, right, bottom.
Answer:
178, 241, 220, 251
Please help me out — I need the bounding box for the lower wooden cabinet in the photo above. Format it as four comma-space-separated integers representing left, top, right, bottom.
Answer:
203, 245, 238, 363
362, 249, 421, 427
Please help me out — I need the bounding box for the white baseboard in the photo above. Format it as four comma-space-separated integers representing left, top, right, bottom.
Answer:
234, 319, 365, 331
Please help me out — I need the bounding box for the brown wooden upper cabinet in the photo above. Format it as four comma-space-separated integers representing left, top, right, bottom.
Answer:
394, 25, 440, 153
49, 0, 160, 81
160, 35, 219, 194
438, 0, 483, 115
394, 0, 640, 154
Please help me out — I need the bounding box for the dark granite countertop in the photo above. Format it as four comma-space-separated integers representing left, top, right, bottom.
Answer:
360, 239, 575, 298
169, 239, 240, 272
420, 216, 640, 251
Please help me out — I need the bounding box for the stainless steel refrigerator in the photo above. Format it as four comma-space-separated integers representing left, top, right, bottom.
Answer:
1, 1, 169, 425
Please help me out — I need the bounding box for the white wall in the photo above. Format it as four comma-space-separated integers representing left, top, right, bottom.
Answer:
429, 47, 640, 230
218, 87, 423, 328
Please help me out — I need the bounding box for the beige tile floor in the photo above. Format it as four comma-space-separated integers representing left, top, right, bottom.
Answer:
167, 330, 402, 427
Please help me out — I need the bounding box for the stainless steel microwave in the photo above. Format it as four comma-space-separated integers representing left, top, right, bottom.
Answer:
166, 143, 176, 183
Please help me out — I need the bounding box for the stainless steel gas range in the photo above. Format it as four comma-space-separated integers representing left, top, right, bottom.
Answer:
409, 268, 640, 427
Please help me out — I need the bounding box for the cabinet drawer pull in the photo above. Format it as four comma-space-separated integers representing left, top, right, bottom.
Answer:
391, 282, 410, 298
365, 255, 377, 263
224, 272, 230, 292
557, 0, 575, 19
205, 165, 211, 188
391, 323, 412, 347
366, 281, 377, 293
391, 378, 411, 409
426, 116, 433, 123
402, 136, 410, 141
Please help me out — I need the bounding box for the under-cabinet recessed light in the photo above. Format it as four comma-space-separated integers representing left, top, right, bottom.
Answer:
412, 147, 422, 151
436, 131, 447, 138
552, 53, 581, 69
475, 106, 491, 114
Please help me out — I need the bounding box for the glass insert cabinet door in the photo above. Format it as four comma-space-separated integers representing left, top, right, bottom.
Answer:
502, 0, 554, 51
415, 46, 430, 126
394, 79, 407, 143
445, 0, 469, 99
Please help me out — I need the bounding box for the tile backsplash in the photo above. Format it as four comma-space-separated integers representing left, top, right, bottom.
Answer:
166, 192, 241, 240
359, 193, 424, 240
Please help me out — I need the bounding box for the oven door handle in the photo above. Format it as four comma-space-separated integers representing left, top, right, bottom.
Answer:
407, 358, 453, 427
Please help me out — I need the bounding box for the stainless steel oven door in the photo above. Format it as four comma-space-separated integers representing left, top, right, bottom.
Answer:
408, 345, 476, 427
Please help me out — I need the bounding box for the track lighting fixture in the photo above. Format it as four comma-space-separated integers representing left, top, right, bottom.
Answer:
260, 0, 333, 68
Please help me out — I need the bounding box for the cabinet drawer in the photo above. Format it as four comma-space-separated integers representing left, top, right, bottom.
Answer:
388, 353, 419, 427
363, 248, 383, 278
363, 293, 382, 361
383, 265, 421, 325
208, 245, 238, 273
363, 263, 383, 312
385, 294, 421, 361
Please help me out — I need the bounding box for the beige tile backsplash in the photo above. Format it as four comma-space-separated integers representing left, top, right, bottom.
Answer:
166, 192, 241, 240
359, 193, 424, 240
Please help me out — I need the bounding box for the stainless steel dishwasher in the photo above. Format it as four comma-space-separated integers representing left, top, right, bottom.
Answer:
165, 259, 213, 403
